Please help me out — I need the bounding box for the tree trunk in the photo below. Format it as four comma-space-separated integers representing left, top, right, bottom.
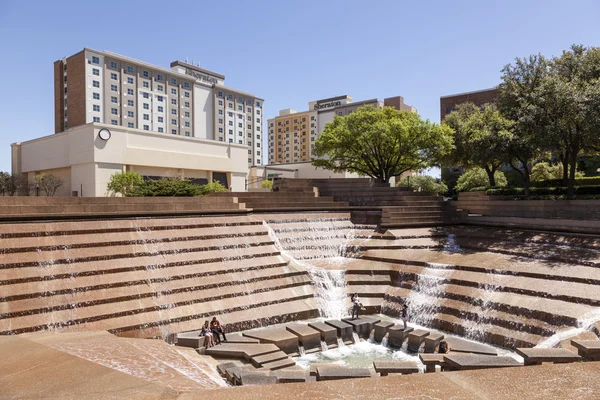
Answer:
560, 152, 569, 185
523, 165, 531, 198
567, 152, 577, 197
484, 165, 496, 187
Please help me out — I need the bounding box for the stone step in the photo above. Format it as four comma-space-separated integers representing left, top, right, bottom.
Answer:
250, 350, 289, 367
345, 273, 392, 285
257, 357, 296, 371
259, 213, 352, 223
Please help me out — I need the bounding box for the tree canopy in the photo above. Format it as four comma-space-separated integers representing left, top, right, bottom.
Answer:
312, 106, 453, 183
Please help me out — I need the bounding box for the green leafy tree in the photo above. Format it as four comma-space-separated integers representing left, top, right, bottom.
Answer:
0, 172, 11, 196
443, 103, 511, 186
107, 171, 143, 197
260, 180, 273, 190
396, 175, 448, 195
455, 167, 507, 192
199, 181, 228, 196
530, 162, 563, 181
34, 173, 64, 197
312, 106, 453, 183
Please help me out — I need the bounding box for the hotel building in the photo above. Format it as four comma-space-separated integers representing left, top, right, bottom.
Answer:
267, 95, 415, 164
11, 49, 264, 196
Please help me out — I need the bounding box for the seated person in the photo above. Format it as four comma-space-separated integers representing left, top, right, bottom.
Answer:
438, 340, 450, 354
210, 316, 227, 343
200, 320, 215, 348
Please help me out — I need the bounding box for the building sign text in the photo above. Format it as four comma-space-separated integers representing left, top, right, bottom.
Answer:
185, 68, 219, 85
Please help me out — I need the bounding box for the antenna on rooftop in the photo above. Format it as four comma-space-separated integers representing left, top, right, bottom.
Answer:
185, 57, 188, 63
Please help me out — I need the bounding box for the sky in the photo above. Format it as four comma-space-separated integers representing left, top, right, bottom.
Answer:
0, 0, 599, 174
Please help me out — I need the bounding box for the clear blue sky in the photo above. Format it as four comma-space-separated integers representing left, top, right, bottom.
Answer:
0, 0, 599, 173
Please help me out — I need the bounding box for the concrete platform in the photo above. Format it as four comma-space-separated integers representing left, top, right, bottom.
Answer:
374, 321, 395, 342
257, 357, 296, 371
388, 326, 414, 348
238, 374, 278, 386
272, 370, 315, 383
243, 328, 299, 354
325, 320, 354, 342
307, 321, 338, 345
316, 366, 371, 381
225, 334, 261, 344
309, 363, 339, 377
444, 354, 522, 371
285, 324, 321, 350
250, 351, 288, 367
419, 353, 446, 373
373, 360, 419, 376
216, 362, 238, 377
341, 316, 381, 338
176, 332, 205, 348
424, 333, 445, 353
205, 343, 280, 359
516, 348, 582, 365
445, 337, 498, 356
571, 340, 600, 361
407, 329, 430, 352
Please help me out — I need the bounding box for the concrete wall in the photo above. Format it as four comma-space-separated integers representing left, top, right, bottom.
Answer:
248, 162, 360, 188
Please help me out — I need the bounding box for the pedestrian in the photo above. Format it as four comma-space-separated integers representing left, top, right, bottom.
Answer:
200, 320, 215, 348
351, 293, 360, 320
401, 303, 408, 330
210, 316, 227, 343
439, 340, 450, 354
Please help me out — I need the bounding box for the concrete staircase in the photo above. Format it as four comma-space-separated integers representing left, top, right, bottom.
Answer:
211, 192, 349, 211
0, 215, 318, 337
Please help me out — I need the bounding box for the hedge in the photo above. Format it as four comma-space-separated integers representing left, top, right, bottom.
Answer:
486, 185, 600, 196
532, 177, 600, 187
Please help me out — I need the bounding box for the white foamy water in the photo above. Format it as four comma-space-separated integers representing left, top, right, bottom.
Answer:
536, 308, 600, 348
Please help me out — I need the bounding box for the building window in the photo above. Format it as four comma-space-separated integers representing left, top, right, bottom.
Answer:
111, 96, 117, 103
338, 112, 343, 116
92, 68, 99, 76
229, 121, 233, 126
248, 150, 252, 154
110, 61, 117, 69
171, 78, 177, 85
93, 93, 100, 100
228, 103, 233, 109
171, 109, 177, 115
218, 110, 223, 115
111, 73, 118, 80
185, 131, 190, 136
158, 116, 163, 122
184, 111, 190, 117
111, 108, 118, 115
157, 84, 163, 91
158, 127, 164, 133
143, 103, 149, 110
219, 128, 223, 133
156, 74, 163, 81
248, 158, 252, 163
143, 81, 149, 88
157, 96, 163, 102
257, 110, 261, 115
247, 116, 251, 121
93, 116, 100, 122
111, 120, 118, 125
247, 124, 252, 129
171, 88, 177, 95
158, 106, 163, 112
128, 100, 134, 106
92, 80, 100, 88
238, 131, 243, 136
144, 125, 149, 130
238, 122, 242, 128
143, 92, 149, 99
238, 105, 242, 111
127, 77, 133, 84
239, 140, 243, 144
219, 137, 224, 141
184, 82, 190, 89
128, 122, 134, 128
218, 100, 223, 106
171, 99, 176, 105
256, 101, 261, 107
229, 129, 233, 134
128, 111, 134, 117
111, 84, 117, 92
228, 112, 233, 117
93, 105, 100, 112
257, 126, 261, 131
229, 139, 233, 143
127, 66, 134, 74
143, 71, 149, 78
185, 121, 190, 127
143, 114, 149, 120
184, 92, 190, 98
247, 107, 251, 112
256, 134, 261, 140
127, 88, 134, 95
172, 119, 177, 125
185, 101, 190, 108
227, 94, 233, 100
172, 129, 177, 134
217, 91, 223, 97
92, 56, 100, 64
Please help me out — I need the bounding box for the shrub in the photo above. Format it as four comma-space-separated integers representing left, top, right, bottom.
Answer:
532, 177, 600, 188
455, 168, 507, 192
198, 181, 228, 196
131, 179, 203, 197
107, 171, 144, 197
396, 175, 448, 194
486, 185, 600, 197
34, 173, 64, 196
260, 180, 273, 190
531, 162, 563, 181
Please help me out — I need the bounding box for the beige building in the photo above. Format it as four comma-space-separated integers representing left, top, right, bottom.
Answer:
55, 48, 264, 166
11, 123, 249, 197
267, 95, 416, 164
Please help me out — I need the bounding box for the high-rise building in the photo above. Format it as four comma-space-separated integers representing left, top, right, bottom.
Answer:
54, 48, 264, 166
267, 95, 415, 164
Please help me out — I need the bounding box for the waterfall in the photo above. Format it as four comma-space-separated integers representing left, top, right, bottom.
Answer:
352, 332, 360, 344
443, 234, 462, 253
337, 337, 345, 348
321, 341, 329, 352
299, 345, 306, 357
404, 272, 446, 327
381, 333, 389, 347
368, 329, 375, 343
536, 308, 600, 348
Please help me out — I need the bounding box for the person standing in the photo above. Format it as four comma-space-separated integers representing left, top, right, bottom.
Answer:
351, 293, 360, 320
401, 303, 408, 330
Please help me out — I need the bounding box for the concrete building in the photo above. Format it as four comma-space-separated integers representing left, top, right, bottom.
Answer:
439, 87, 498, 122
267, 95, 415, 164
55, 48, 264, 167
11, 123, 249, 197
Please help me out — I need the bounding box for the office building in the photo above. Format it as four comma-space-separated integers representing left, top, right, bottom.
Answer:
439, 87, 498, 122
267, 95, 415, 164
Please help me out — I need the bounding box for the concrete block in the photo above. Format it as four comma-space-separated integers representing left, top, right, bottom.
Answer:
388, 326, 413, 348
516, 348, 581, 365
407, 329, 430, 353
286, 324, 321, 351
325, 320, 354, 342
374, 321, 395, 342
308, 322, 338, 345
316, 366, 371, 381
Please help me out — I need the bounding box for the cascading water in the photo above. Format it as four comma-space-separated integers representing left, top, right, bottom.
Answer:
536, 308, 600, 348
404, 272, 447, 327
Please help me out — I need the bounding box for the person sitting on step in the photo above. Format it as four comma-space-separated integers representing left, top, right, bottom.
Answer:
200, 320, 215, 348
438, 340, 450, 354
210, 316, 227, 344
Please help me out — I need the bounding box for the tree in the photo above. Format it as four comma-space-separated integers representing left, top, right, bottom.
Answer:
444, 103, 511, 186
34, 173, 64, 197
396, 175, 448, 195
530, 162, 563, 181
455, 167, 507, 192
312, 106, 453, 183
498, 53, 550, 197
260, 180, 273, 190
0, 172, 11, 196
107, 171, 143, 197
